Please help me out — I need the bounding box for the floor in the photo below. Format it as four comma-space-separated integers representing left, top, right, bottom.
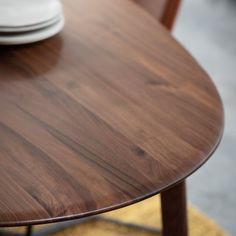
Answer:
173, 0, 236, 235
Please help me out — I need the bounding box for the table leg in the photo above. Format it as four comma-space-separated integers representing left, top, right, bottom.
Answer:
25, 226, 32, 236
161, 180, 188, 236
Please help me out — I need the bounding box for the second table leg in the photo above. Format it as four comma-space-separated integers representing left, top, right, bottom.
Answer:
161, 181, 188, 236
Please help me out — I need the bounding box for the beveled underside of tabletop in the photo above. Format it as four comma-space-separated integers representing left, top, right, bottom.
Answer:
0, 0, 223, 227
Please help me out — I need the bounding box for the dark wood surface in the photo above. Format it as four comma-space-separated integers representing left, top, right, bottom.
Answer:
133, 0, 181, 30
0, 0, 223, 227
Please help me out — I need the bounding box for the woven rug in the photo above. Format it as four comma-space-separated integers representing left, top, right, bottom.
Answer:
4, 196, 228, 236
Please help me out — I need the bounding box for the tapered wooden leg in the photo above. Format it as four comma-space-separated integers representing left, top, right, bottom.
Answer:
161, 181, 188, 236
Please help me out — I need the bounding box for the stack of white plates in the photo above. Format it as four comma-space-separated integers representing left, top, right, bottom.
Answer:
0, 0, 64, 45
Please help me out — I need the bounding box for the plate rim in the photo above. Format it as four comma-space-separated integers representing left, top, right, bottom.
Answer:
0, 0, 62, 28
0, 13, 62, 33
0, 13, 65, 45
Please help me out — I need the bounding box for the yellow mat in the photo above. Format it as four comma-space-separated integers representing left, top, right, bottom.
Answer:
4, 196, 228, 236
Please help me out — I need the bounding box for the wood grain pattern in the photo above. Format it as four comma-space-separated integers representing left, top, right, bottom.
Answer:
0, 0, 223, 227
133, 0, 181, 30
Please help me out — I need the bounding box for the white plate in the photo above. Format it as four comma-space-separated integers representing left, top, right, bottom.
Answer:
0, 13, 65, 45
0, 0, 62, 27
0, 14, 61, 33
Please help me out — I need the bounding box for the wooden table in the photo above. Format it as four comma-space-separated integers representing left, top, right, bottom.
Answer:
0, 0, 223, 235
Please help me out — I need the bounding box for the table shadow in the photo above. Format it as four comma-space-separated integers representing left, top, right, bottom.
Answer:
0, 35, 64, 82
